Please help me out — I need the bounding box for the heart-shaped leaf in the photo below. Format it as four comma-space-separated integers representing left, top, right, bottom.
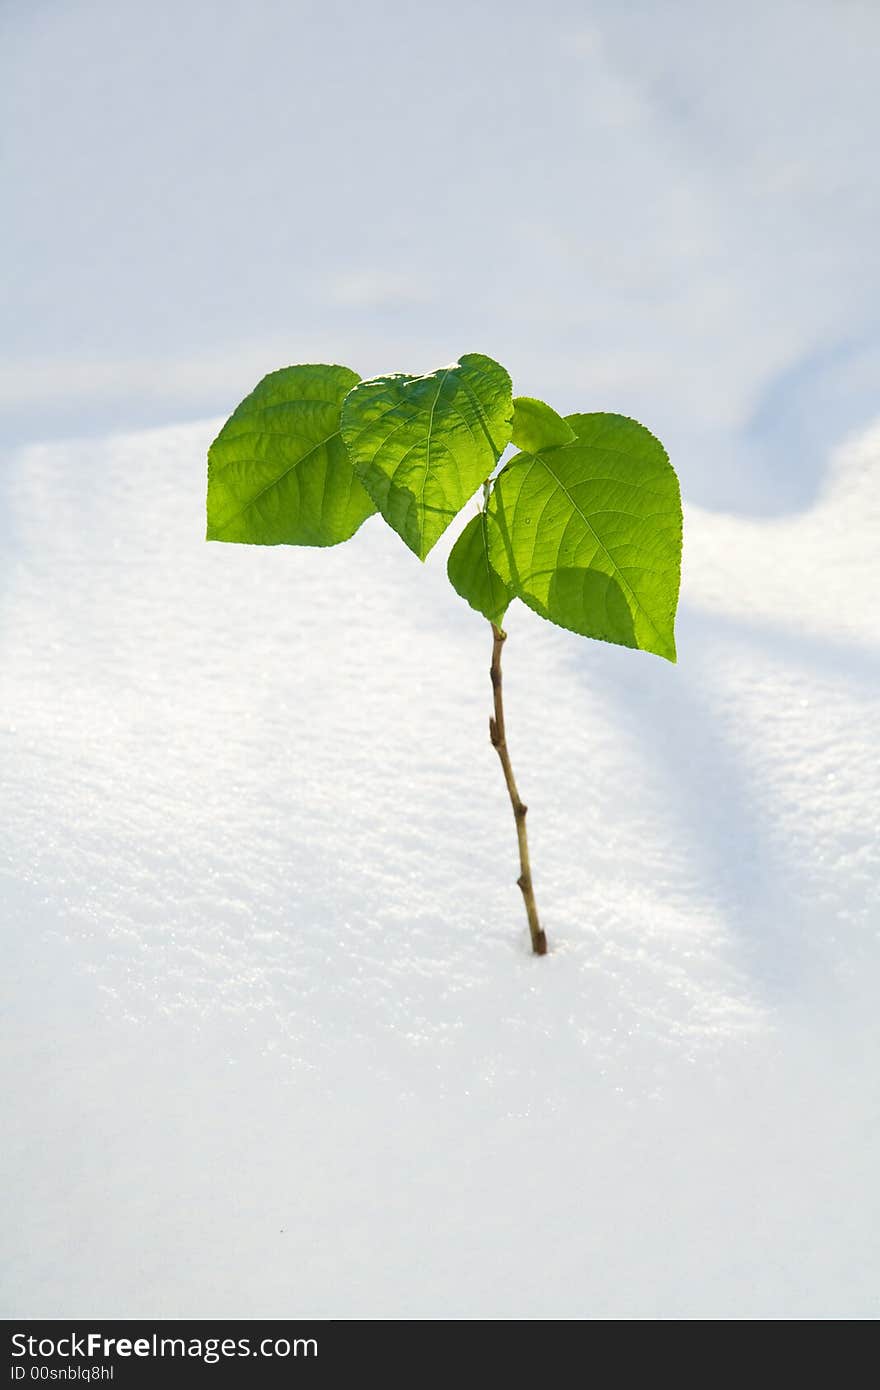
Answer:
447, 509, 514, 626
340, 353, 514, 560
487, 412, 682, 661
207, 364, 376, 546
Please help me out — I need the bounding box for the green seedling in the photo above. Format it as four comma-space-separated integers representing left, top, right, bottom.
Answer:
207, 353, 682, 955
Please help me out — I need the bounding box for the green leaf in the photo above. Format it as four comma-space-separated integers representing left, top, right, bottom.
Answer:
207, 364, 376, 546
447, 510, 514, 626
340, 353, 514, 560
488, 412, 682, 661
510, 396, 576, 452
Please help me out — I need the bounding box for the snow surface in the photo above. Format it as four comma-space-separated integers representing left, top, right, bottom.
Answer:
2, 419, 879, 1320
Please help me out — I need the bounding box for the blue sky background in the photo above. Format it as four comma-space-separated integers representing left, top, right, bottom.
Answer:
3, 0, 878, 512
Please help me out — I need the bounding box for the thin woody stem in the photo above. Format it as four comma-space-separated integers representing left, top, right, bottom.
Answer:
488, 622, 547, 955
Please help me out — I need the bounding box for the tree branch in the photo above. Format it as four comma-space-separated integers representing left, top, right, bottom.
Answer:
489, 623, 547, 955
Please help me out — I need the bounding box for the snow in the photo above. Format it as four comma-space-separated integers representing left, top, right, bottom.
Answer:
2, 417, 878, 1319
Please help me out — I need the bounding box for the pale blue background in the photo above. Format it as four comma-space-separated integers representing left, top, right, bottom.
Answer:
3, 0, 878, 511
